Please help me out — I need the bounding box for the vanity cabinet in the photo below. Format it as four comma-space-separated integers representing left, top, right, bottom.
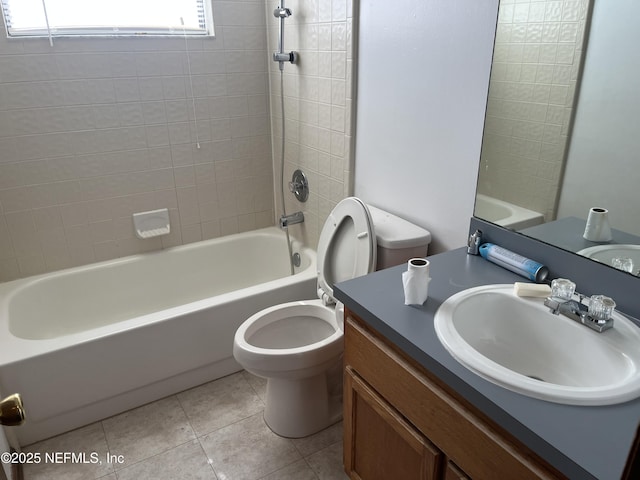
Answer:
444, 461, 469, 480
343, 311, 565, 480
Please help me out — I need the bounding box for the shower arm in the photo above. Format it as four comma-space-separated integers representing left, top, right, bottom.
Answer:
273, 3, 298, 70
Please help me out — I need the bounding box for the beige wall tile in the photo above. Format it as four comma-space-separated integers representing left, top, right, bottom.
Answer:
0, 0, 354, 279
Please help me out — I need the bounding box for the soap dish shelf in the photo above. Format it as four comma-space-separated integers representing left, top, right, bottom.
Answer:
133, 208, 170, 239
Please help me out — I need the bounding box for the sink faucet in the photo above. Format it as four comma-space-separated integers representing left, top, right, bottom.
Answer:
279, 211, 304, 229
543, 278, 616, 333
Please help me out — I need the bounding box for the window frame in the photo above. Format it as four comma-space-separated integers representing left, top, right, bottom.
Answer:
0, 0, 215, 40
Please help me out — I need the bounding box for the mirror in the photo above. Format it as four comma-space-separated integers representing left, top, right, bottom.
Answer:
475, 0, 640, 276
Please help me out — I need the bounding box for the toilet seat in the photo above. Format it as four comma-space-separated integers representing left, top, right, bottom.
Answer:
233, 300, 342, 379
316, 197, 376, 305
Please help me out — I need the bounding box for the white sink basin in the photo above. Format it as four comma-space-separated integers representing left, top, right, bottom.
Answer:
578, 244, 640, 273
434, 285, 640, 405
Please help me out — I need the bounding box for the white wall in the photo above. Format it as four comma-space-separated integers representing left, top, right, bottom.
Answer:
557, 1, 640, 235
354, 0, 498, 253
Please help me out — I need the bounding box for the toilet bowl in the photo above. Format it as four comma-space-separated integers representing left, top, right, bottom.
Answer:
233, 197, 432, 438
234, 300, 345, 438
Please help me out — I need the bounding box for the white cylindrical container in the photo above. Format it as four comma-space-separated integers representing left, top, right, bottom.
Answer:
402, 258, 431, 305
583, 207, 612, 242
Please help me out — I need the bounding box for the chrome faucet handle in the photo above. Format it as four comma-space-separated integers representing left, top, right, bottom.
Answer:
288, 180, 302, 192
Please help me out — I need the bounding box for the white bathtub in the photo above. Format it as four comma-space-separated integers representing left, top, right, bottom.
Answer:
0, 227, 317, 445
475, 194, 545, 230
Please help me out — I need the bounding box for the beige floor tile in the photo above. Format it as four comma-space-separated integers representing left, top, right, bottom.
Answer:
22, 422, 113, 480
19, 373, 348, 480
292, 421, 343, 457
116, 440, 217, 480
200, 412, 301, 480
259, 458, 318, 480
241, 370, 267, 401
102, 395, 195, 468
306, 441, 349, 480
178, 372, 264, 436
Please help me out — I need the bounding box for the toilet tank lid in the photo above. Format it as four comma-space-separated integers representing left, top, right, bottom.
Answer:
367, 204, 432, 249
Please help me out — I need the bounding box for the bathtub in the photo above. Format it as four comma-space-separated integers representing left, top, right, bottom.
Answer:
0, 227, 317, 445
474, 194, 545, 230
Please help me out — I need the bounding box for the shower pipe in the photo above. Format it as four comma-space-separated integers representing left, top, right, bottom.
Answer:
273, 1, 298, 275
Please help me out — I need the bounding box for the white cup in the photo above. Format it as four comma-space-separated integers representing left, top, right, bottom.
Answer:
403, 258, 431, 305
583, 207, 612, 242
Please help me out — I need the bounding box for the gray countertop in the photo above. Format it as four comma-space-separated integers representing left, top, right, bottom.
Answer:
334, 247, 640, 480
521, 217, 640, 253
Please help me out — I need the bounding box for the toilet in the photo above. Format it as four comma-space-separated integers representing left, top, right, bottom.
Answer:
233, 197, 431, 438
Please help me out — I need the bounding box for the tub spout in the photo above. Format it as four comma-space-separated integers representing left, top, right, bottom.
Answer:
279, 212, 304, 229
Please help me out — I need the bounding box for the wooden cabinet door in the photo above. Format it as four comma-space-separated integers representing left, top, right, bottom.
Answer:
344, 367, 442, 480
444, 461, 470, 480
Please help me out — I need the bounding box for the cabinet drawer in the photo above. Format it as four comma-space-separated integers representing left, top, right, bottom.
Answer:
345, 315, 563, 480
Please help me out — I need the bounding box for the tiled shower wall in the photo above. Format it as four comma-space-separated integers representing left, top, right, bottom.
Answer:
266, 0, 355, 248
0, 2, 274, 281
477, 0, 588, 221
0, 0, 355, 282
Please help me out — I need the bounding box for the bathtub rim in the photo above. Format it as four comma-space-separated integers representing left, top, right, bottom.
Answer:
475, 193, 545, 230
0, 227, 317, 366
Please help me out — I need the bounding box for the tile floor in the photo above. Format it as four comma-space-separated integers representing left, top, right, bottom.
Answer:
22, 371, 349, 480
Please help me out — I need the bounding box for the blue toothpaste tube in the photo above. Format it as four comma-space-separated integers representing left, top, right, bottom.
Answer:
479, 243, 548, 283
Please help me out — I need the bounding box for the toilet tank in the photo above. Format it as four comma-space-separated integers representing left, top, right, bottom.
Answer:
366, 205, 432, 270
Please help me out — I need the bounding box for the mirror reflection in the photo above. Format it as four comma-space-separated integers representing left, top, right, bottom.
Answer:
475, 0, 640, 276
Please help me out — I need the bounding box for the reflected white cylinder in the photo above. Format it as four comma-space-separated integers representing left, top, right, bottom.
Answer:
583, 207, 612, 242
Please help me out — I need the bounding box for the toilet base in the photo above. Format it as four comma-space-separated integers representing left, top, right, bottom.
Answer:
263, 371, 342, 438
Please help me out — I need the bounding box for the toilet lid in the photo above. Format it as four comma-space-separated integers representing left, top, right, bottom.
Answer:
317, 197, 376, 304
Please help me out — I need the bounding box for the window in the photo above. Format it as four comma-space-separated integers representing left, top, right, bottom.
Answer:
1, 0, 214, 39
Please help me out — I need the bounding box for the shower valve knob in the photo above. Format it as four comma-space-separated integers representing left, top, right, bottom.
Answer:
288, 169, 309, 202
